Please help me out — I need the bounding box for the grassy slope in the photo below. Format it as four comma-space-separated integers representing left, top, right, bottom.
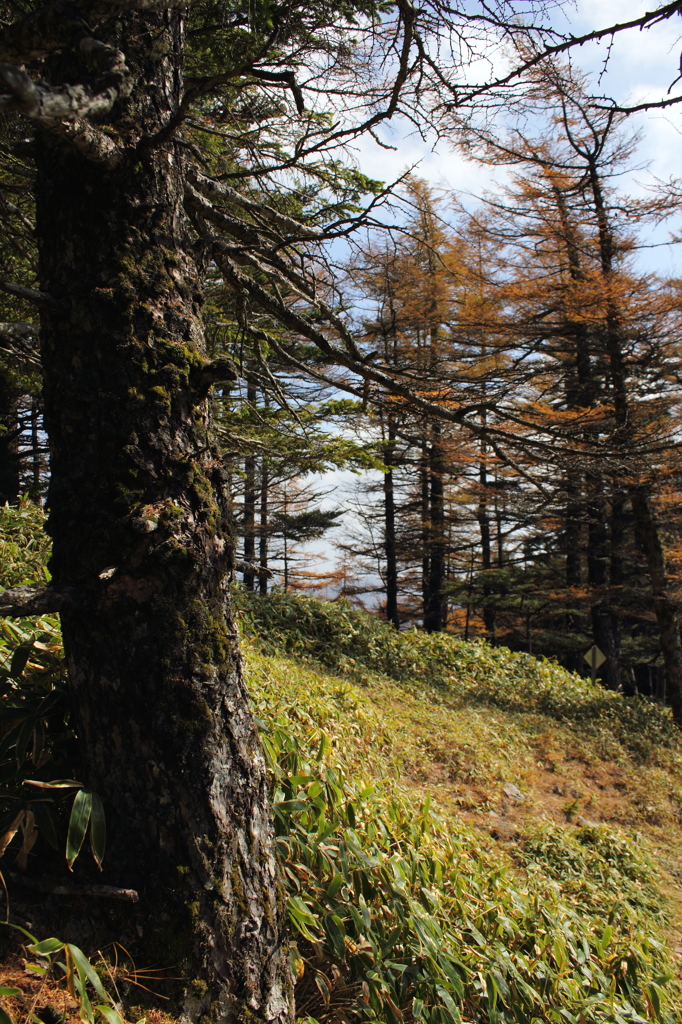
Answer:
239, 591, 682, 1024
2, 505, 682, 1024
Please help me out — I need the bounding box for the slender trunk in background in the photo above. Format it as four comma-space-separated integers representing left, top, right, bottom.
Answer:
283, 491, 289, 591
608, 490, 626, 683
555, 182, 605, 675
464, 551, 475, 641
0, 367, 19, 506
420, 443, 430, 620
495, 484, 504, 569
629, 486, 682, 721
424, 423, 445, 633
242, 376, 257, 590
34, 8, 291, 1018
259, 461, 269, 596
477, 440, 495, 643
564, 469, 583, 669
30, 400, 42, 501
586, 475, 622, 690
383, 417, 399, 628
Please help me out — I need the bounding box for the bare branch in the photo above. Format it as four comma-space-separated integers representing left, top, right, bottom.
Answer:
6, 870, 139, 902
0, 321, 37, 340
234, 560, 274, 579
0, 279, 65, 311
596, 93, 682, 114
0, 584, 78, 617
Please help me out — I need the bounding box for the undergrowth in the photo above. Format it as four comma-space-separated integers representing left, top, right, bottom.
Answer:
246, 639, 680, 1024
237, 589, 679, 764
1, 506, 680, 1024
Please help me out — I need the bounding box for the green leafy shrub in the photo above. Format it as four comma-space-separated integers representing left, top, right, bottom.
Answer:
0, 502, 103, 874
0, 497, 51, 589
249, 674, 678, 1024
2, 513, 679, 1022
238, 590, 680, 762
1, 925, 128, 1024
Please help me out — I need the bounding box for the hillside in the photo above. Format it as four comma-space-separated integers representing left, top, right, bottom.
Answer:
1, 563, 682, 1022
238, 590, 682, 1024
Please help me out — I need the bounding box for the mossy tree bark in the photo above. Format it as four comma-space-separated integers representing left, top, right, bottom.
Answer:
34, 8, 292, 1022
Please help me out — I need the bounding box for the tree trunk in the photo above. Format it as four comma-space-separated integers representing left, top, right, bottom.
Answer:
383, 419, 399, 629
477, 443, 495, 644
259, 462, 269, 597
629, 486, 682, 721
242, 377, 257, 591
34, 9, 292, 1021
420, 444, 430, 621
586, 475, 622, 690
587, 160, 680, 713
424, 426, 445, 633
29, 399, 43, 501
0, 365, 20, 505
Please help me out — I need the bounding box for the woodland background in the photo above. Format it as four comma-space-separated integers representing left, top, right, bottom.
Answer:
4, 55, 682, 701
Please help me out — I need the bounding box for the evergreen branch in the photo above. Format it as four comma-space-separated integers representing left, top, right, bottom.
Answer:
188, 170, 324, 241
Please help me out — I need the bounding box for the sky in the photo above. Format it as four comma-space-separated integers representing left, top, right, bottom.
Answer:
268, 0, 682, 598
350, 0, 682, 232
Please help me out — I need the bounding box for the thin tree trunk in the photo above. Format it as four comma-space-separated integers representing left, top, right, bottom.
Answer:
555, 182, 610, 677
420, 443, 430, 622
34, 9, 292, 1020
629, 486, 682, 721
477, 441, 495, 644
464, 550, 474, 641
586, 474, 622, 690
0, 366, 20, 506
495, 483, 504, 569
424, 425, 445, 633
564, 468, 583, 670
242, 377, 257, 591
30, 399, 42, 501
383, 418, 399, 628
259, 462, 269, 596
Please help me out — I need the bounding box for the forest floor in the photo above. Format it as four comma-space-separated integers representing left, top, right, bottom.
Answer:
2, 593, 682, 1022
243, 624, 682, 992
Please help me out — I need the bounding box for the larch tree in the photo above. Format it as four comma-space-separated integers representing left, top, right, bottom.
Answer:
450, 63, 682, 700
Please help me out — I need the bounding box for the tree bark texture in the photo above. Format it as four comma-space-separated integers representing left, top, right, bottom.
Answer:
34, 9, 292, 1023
